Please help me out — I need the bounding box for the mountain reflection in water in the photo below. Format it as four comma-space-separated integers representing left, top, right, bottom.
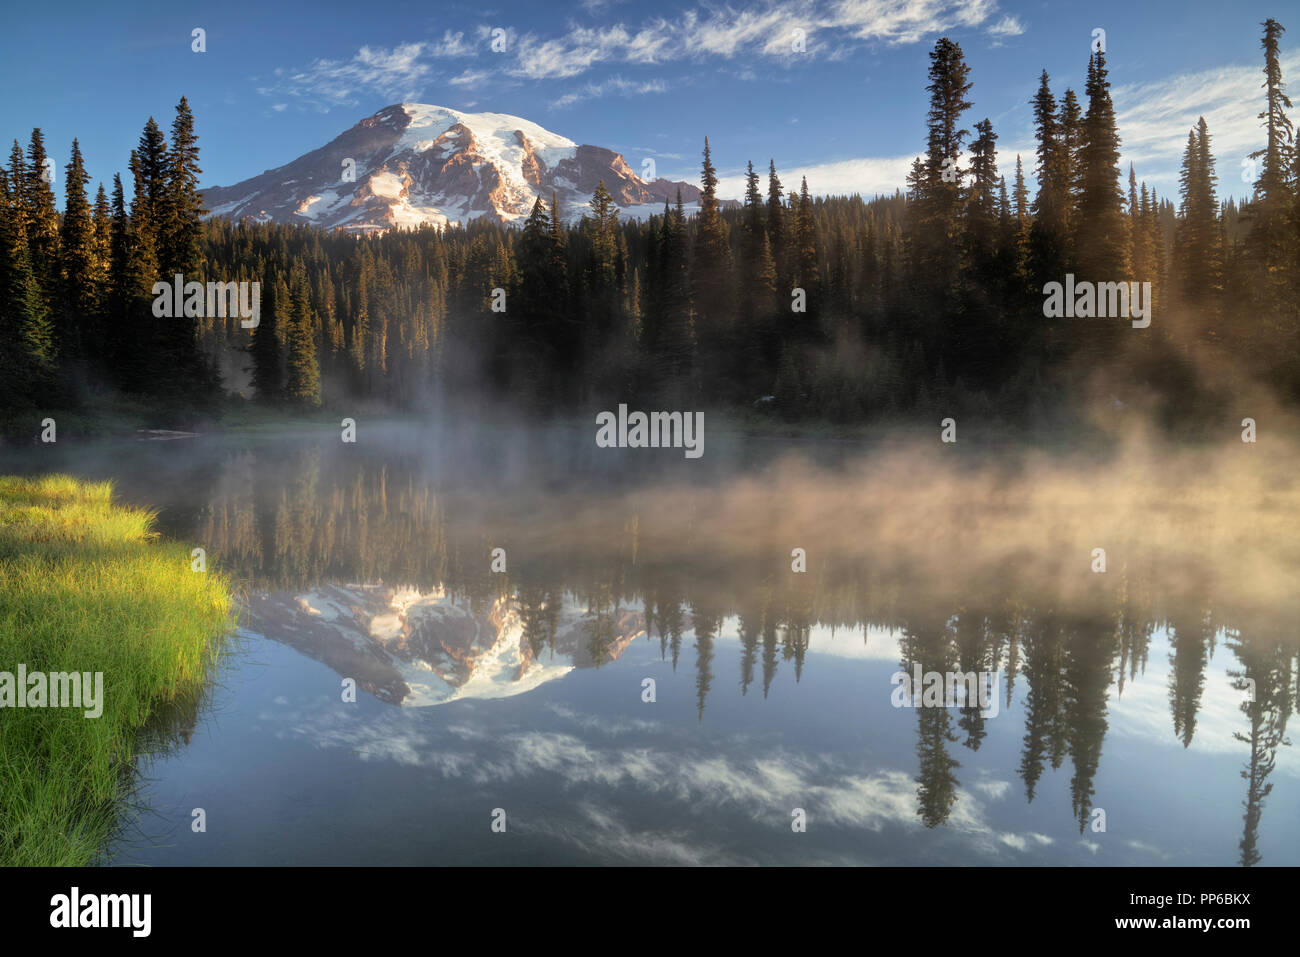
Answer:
8, 423, 1296, 865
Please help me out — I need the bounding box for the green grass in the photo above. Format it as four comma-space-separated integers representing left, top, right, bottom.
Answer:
0, 474, 234, 866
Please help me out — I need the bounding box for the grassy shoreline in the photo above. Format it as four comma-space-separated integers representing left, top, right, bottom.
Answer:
0, 475, 234, 866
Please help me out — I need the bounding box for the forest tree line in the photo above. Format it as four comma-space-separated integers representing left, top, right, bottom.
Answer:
2, 20, 1298, 427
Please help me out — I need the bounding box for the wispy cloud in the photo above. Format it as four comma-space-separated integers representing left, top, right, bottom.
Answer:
550, 75, 668, 109
256, 35, 477, 111
510, 0, 1016, 79
517, 33, 602, 79
987, 14, 1025, 39
260, 1, 1017, 111
448, 68, 491, 89
1112, 51, 1300, 196
429, 30, 475, 57
579, 0, 629, 13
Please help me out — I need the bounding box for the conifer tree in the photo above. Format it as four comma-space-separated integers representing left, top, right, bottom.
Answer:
549, 190, 566, 265
1009, 154, 1031, 281
1246, 18, 1295, 308
585, 180, 620, 291
743, 162, 762, 227
1175, 118, 1222, 324
742, 160, 766, 268
1127, 165, 1152, 292
1030, 72, 1065, 242
794, 176, 819, 325
966, 117, 1000, 256
58, 138, 96, 359
515, 196, 572, 401
911, 37, 973, 286
738, 160, 777, 387
23, 129, 60, 309
7, 141, 27, 239
127, 148, 159, 283
577, 182, 622, 393
1013, 154, 1030, 225
766, 160, 786, 287
252, 271, 285, 401
349, 261, 369, 379
285, 271, 321, 407
109, 168, 157, 391
693, 137, 732, 395
1059, 88, 1082, 239
135, 119, 168, 254
91, 183, 111, 279
163, 96, 204, 279
1075, 52, 1129, 280
0, 166, 55, 405
653, 190, 695, 392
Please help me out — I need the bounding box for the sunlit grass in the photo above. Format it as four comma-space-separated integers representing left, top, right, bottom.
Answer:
0, 475, 234, 866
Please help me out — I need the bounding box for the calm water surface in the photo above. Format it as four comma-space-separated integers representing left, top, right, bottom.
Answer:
5, 423, 1296, 865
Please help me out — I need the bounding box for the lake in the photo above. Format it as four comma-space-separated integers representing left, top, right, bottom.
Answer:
5, 421, 1297, 865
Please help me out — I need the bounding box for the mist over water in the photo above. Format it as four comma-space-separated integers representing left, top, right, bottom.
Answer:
4, 419, 1295, 865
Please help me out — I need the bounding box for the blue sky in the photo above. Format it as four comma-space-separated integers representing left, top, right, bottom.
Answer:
2, 0, 1293, 205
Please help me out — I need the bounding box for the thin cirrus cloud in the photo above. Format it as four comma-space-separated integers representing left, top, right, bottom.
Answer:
550, 76, 669, 110
987, 14, 1026, 39
448, 68, 492, 88
511, 0, 1020, 78
257, 0, 1021, 108
255, 31, 476, 110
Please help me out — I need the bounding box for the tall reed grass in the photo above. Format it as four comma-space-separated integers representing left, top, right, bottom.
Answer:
0, 475, 233, 865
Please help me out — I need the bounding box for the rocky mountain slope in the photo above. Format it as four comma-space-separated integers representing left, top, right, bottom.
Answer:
202, 103, 704, 233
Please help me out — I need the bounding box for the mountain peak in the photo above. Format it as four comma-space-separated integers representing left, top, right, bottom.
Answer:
202, 103, 700, 233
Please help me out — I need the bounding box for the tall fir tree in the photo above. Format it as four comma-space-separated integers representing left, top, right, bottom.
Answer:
135, 118, 168, 253
58, 138, 97, 359
1246, 18, 1295, 311
285, 271, 321, 407
23, 129, 61, 313
793, 176, 819, 331
109, 168, 159, 392
163, 96, 204, 278
966, 117, 1000, 257
766, 160, 786, 289
0, 166, 55, 406
656, 190, 695, 394
910, 36, 973, 290
739, 160, 777, 388
693, 137, 732, 397
251, 271, 286, 401
1058, 88, 1083, 242
1029, 70, 1067, 284
1175, 117, 1222, 326
1074, 52, 1129, 280
7, 140, 28, 239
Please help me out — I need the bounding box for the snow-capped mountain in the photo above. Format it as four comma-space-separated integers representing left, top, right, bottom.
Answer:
245, 584, 646, 706
202, 103, 703, 233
